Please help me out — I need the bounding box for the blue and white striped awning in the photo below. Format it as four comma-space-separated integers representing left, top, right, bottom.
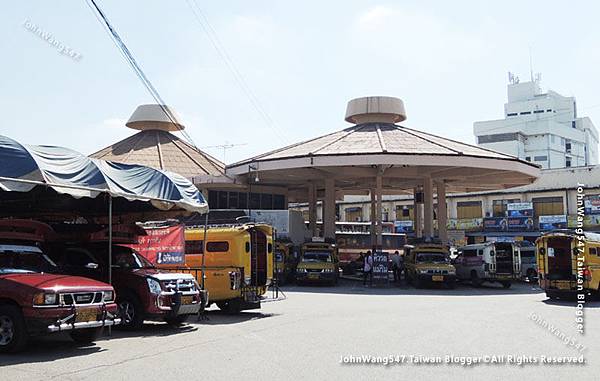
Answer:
0, 135, 207, 213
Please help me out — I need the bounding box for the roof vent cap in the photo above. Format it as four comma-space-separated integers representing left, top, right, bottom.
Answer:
126, 104, 185, 131
345, 96, 406, 124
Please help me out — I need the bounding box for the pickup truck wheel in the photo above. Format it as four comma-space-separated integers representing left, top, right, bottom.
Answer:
165, 315, 189, 326
117, 294, 144, 330
470, 271, 482, 287
216, 299, 242, 314
0, 306, 27, 353
70, 327, 101, 345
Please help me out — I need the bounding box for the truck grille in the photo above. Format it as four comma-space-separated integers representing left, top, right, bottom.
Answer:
61, 292, 103, 305
426, 269, 448, 275
162, 279, 196, 292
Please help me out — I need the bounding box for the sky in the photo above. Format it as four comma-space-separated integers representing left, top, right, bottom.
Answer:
1, 1, 599, 164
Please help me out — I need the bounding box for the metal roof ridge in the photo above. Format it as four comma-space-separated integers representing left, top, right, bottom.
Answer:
308, 125, 366, 155
395, 125, 464, 155
375, 123, 388, 153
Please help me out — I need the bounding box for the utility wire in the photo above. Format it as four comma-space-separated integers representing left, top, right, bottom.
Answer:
85, 0, 198, 148
185, 0, 289, 144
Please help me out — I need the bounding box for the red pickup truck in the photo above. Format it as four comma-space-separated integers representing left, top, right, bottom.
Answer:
0, 221, 120, 353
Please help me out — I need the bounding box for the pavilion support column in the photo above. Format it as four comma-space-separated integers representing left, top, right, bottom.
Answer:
308, 183, 317, 237
323, 178, 336, 241
414, 187, 422, 238
436, 180, 448, 244
370, 188, 376, 246
375, 172, 383, 249
423, 177, 434, 239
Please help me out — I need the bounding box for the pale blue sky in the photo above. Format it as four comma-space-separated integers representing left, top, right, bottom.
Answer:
2, 1, 599, 163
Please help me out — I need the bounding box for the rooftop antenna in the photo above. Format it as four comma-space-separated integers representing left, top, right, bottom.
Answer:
201, 142, 247, 162
529, 46, 534, 82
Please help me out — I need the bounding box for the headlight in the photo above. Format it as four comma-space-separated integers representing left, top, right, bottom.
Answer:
33, 292, 57, 305
419, 270, 429, 274
146, 277, 162, 294
448, 270, 456, 275
103, 291, 114, 302
297, 268, 307, 273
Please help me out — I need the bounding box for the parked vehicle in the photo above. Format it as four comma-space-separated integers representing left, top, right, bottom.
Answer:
181, 224, 274, 313
404, 243, 456, 289
536, 230, 600, 299
0, 220, 119, 353
517, 242, 538, 281
454, 242, 521, 288
296, 241, 339, 286
273, 241, 296, 285
48, 242, 204, 329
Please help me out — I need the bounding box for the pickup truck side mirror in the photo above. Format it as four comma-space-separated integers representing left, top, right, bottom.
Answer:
85, 262, 99, 269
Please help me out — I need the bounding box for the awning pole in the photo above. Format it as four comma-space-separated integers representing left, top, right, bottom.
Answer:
108, 195, 113, 336
201, 212, 208, 291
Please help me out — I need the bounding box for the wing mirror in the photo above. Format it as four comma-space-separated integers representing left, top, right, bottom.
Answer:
539, 248, 545, 256
85, 262, 99, 269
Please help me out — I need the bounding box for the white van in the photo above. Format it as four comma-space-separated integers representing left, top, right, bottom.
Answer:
453, 242, 521, 288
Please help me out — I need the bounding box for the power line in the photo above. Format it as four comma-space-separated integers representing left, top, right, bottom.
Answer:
185, 0, 289, 144
85, 0, 198, 148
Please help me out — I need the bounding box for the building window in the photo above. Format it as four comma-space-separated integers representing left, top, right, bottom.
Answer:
507, 113, 518, 117
546, 109, 552, 112
566, 142, 571, 153
492, 199, 521, 217
457, 201, 482, 219
525, 156, 531, 161
572, 121, 576, 128
566, 158, 572, 167
477, 133, 520, 144
534, 155, 547, 162
520, 111, 531, 115
534, 110, 544, 114
395, 205, 414, 221
532, 197, 564, 216
345, 207, 363, 222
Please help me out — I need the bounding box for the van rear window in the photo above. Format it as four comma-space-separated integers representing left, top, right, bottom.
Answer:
207, 241, 229, 252
185, 240, 203, 254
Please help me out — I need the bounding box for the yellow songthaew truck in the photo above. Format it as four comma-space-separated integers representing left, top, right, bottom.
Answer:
536, 230, 600, 299
295, 241, 339, 286
166, 224, 274, 313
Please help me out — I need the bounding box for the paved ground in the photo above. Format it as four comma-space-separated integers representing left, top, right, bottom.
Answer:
1, 280, 599, 381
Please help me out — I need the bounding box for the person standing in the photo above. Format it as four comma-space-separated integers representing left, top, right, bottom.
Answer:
391, 250, 402, 283
363, 251, 373, 286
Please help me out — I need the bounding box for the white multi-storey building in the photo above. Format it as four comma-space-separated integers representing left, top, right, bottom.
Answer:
473, 77, 598, 169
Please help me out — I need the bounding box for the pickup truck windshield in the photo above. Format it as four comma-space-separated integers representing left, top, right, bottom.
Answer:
303, 252, 332, 262
416, 253, 448, 264
0, 245, 58, 274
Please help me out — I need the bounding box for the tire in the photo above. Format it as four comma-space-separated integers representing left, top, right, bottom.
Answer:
165, 315, 189, 326
117, 293, 145, 330
415, 278, 424, 289
0, 305, 28, 353
470, 271, 482, 287
446, 280, 456, 289
70, 327, 102, 345
501, 282, 511, 289
546, 292, 558, 300
216, 299, 242, 314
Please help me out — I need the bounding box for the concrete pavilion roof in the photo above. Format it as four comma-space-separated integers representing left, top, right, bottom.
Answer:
226, 122, 540, 200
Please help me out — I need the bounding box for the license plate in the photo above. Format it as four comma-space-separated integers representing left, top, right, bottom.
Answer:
181, 295, 194, 305
308, 273, 320, 279
75, 308, 98, 323
432, 275, 444, 282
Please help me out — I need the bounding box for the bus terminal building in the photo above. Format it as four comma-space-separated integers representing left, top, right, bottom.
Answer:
296, 164, 600, 246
